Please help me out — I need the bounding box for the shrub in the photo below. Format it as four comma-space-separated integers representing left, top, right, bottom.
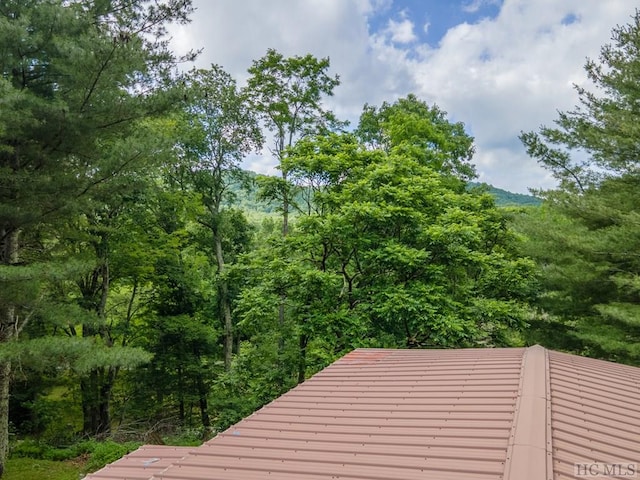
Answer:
83, 441, 141, 474
10, 439, 95, 461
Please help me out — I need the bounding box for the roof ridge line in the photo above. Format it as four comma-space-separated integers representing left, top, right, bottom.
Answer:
503, 345, 553, 480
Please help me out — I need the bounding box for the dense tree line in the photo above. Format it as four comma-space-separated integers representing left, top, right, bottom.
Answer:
0, 2, 638, 478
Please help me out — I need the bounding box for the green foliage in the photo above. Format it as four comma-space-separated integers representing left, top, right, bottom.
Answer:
9, 439, 140, 478
519, 12, 640, 364
320, 151, 533, 348
12, 382, 82, 446
10, 440, 92, 461
246, 49, 341, 147
0, 0, 193, 233
82, 441, 141, 474
1, 337, 151, 374
516, 183, 640, 363
356, 94, 476, 181
0, 1, 196, 466
180, 65, 263, 168
246, 49, 342, 234
233, 101, 535, 395
208, 341, 291, 432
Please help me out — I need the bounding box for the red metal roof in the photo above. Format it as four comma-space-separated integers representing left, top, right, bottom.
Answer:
549, 350, 640, 479
85, 346, 640, 480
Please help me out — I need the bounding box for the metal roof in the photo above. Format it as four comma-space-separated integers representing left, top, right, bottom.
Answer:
85, 346, 640, 480
548, 350, 640, 479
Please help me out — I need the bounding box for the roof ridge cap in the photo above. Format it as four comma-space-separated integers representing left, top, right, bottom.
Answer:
503, 345, 553, 480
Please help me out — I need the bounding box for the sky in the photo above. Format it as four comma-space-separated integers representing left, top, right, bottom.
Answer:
169, 0, 637, 194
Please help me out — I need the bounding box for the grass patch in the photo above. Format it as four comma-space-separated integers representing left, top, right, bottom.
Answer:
11, 439, 93, 461
8, 439, 141, 478
5, 457, 84, 480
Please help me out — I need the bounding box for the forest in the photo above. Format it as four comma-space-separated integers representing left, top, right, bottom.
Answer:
0, 1, 639, 479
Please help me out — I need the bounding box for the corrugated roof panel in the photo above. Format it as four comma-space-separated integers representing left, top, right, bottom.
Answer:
85, 346, 640, 480
224, 419, 511, 439
153, 457, 503, 478
152, 348, 524, 480
549, 350, 640, 480
214, 426, 510, 446
154, 464, 500, 480
210, 435, 507, 460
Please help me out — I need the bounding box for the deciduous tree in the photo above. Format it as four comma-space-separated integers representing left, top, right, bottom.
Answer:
246, 49, 340, 235
175, 65, 262, 370
236, 97, 534, 387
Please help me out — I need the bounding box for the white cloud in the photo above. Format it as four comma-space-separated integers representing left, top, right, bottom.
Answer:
386, 17, 417, 44
405, 0, 636, 192
462, 0, 501, 14
170, 0, 638, 193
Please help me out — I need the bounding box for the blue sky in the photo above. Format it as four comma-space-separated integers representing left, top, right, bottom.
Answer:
170, 0, 637, 193
368, 0, 503, 47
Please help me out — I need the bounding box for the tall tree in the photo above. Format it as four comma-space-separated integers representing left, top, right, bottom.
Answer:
133, 187, 217, 431
246, 49, 340, 235
175, 65, 262, 370
519, 11, 640, 364
245, 50, 340, 374
284, 128, 533, 350
0, 0, 193, 470
236, 98, 534, 388
356, 94, 476, 182
67, 156, 158, 436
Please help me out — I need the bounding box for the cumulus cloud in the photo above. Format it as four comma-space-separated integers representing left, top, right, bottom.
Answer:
170, 0, 638, 193
406, 0, 636, 192
386, 16, 418, 44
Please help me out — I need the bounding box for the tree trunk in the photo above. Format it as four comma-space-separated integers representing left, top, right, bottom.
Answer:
297, 333, 308, 384
214, 234, 233, 372
233, 332, 241, 356
98, 369, 115, 434
196, 377, 210, 429
220, 281, 233, 372
80, 367, 115, 437
0, 353, 10, 478
177, 365, 185, 422
80, 239, 114, 437
277, 170, 288, 379
281, 169, 289, 236
0, 228, 20, 477
282, 199, 289, 236
80, 324, 114, 436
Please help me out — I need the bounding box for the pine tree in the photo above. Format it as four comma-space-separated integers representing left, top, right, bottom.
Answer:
0, 0, 193, 470
520, 11, 640, 364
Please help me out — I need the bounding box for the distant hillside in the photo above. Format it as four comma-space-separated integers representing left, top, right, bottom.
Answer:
468, 182, 541, 207
226, 172, 541, 215
225, 169, 276, 214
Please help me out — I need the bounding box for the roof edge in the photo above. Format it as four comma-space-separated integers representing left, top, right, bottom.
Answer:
504, 345, 552, 480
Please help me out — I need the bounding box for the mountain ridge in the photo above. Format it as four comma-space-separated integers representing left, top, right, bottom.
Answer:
227, 171, 541, 213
